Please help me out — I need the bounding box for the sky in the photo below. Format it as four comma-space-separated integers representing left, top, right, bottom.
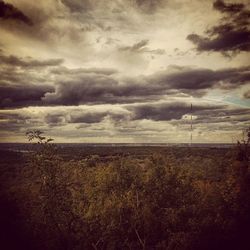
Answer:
0, 0, 249, 143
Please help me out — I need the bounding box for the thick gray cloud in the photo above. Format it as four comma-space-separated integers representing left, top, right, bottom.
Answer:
43, 67, 164, 105
44, 65, 250, 106
129, 102, 225, 121
5, 101, 232, 128
131, 103, 190, 121
0, 84, 54, 108
0, 54, 63, 68
213, 0, 244, 13
187, 0, 250, 54
2, 102, 248, 128
187, 30, 250, 54
0, 52, 65, 108
1, 101, 248, 142
43, 73, 123, 105
0, 111, 42, 132
0, 0, 33, 25
69, 112, 108, 124
44, 109, 130, 126
1, 62, 249, 108
151, 66, 250, 90
44, 113, 65, 126
42, 73, 173, 106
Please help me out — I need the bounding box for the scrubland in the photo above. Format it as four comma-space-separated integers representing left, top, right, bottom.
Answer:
0, 140, 249, 250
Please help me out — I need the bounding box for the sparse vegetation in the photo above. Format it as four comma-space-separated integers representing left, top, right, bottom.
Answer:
0, 130, 249, 250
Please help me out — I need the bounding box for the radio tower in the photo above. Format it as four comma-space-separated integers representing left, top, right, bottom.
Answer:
190, 103, 193, 146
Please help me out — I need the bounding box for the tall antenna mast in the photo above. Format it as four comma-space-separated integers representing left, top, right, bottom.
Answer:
190, 103, 193, 146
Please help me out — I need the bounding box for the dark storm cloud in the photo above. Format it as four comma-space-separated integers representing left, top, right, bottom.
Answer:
0, 84, 54, 108
0, 52, 65, 108
187, 0, 250, 54
213, 0, 244, 13
187, 29, 250, 54
43, 74, 122, 105
42, 69, 164, 105
129, 102, 224, 121
187, 30, 250, 54
132, 102, 250, 129
131, 103, 189, 121
0, 54, 64, 68
0, 64, 126, 108
0, 0, 33, 25
5, 66, 250, 107
44, 70, 186, 105
1, 60, 250, 108
150, 66, 250, 90
44, 67, 211, 106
